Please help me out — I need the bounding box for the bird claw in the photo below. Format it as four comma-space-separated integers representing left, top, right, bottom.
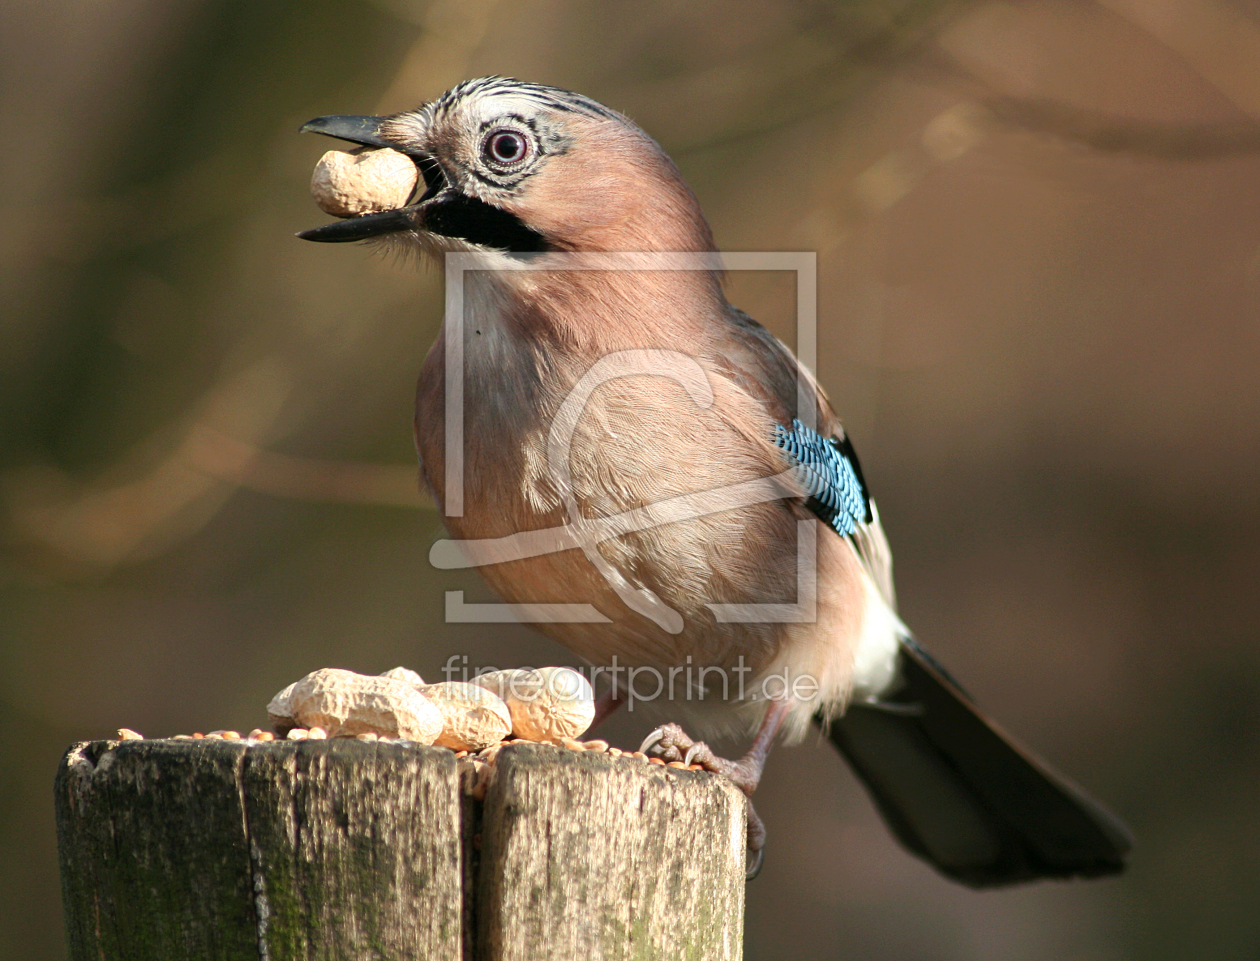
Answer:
639, 722, 694, 764
637, 727, 666, 755
639, 721, 770, 879
643, 723, 746, 783
683, 742, 709, 767
745, 845, 765, 880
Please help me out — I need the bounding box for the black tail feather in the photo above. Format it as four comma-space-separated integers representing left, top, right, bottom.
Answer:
821, 639, 1131, 887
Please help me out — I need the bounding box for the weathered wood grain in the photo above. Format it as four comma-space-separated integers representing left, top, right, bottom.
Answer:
55, 739, 462, 961
241, 740, 462, 959
55, 739, 746, 960
476, 744, 747, 961
56, 739, 260, 961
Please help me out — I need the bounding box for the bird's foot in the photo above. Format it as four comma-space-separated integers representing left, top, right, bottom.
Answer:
744, 804, 767, 879
639, 722, 768, 879
639, 723, 761, 794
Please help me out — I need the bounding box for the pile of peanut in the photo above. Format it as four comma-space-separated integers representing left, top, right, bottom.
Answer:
266, 666, 597, 748
114, 665, 704, 797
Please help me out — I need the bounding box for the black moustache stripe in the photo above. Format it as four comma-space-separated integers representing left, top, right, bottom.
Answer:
424, 194, 548, 252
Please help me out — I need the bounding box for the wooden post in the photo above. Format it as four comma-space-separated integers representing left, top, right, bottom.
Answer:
476, 744, 746, 960
55, 739, 746, 961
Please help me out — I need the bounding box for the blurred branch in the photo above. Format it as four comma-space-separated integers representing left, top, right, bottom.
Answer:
978, 95, 1260, 159
665, 0, 1260, 163
1098, 0, 1260, 122
186, 428, 430, 510
911, 41, 1260, 159
892, 0, 1260, 161
3, 360, 430, 571
623, 0, 977, 159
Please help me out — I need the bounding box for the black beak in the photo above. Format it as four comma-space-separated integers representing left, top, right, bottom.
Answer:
296, 207, 421, 243
300, 115, 399, 151
298, 114, 438, 243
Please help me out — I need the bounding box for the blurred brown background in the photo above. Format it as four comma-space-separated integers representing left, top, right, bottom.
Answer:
3, 1, 1258, 958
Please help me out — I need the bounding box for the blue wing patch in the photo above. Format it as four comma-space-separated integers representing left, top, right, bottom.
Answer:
773, 419, 872, 536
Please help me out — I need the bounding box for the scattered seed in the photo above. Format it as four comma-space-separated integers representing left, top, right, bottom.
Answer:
666, 761, 686, 768
307, 727, 328, 740
193, 733, 205, 739
461, 759, 493, 801
648, 757, 665, 765
117, 728, 143, 740
561, 738, 585, 752
253, 731, 275, 742
631, 751, 647, 760
458, 757, 482, 796
356, 732, 379, 742
287, 728, 309, 741
582, 739, 609, 752
173, 735, 194, 740
608, 747, 623, 757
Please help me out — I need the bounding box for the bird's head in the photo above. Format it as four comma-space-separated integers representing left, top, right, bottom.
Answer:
298, 77, 715, 256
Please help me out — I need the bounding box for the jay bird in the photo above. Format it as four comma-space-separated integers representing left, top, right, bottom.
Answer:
299, 77, 1130, 886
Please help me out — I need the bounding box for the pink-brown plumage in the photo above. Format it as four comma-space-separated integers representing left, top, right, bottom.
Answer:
412, 258, 871, 741
300, 77, 1131, 885
386, 80, 879, 740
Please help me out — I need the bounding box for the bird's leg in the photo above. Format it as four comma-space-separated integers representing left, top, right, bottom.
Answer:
639, 700, 792, 878
639, 699, 791, 795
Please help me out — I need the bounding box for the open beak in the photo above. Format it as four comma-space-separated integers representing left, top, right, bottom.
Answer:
297, 114, 442, 243
299, 114, 400, 151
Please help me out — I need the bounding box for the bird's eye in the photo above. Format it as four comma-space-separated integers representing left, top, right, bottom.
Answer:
484, 129, 530, 166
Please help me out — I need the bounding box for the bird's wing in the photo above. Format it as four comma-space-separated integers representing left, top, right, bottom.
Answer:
721, 307, 897, 609
770, 417, 897, 610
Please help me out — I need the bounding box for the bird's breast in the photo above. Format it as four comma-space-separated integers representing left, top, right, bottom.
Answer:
412, 282, 872, 730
